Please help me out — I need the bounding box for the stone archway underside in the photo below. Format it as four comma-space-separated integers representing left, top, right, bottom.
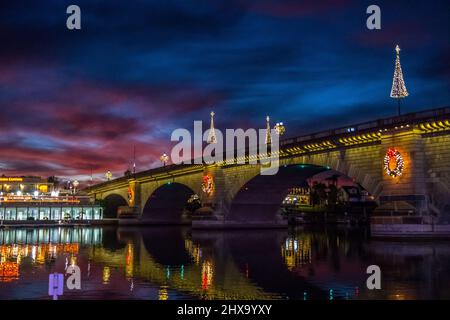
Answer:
227, 164, 327, 222
142, 182, 195, 223
103, 194, 128, 218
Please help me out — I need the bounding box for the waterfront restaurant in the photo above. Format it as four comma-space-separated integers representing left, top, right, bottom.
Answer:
0, 176, 103, 222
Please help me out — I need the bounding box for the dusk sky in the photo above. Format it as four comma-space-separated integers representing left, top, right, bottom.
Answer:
1, 0, 449, 182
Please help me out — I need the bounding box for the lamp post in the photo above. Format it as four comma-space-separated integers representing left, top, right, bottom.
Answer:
73, 180, 79, 194
105, 171, 113, 181
67, 180, 72, 194
274, 122, 286, 136
160, 153, 169, 167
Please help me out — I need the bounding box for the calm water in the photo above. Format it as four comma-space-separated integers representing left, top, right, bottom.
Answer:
0, 226, 449, 300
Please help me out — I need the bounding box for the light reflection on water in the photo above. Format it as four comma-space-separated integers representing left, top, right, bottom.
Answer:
0, 226, 449, 300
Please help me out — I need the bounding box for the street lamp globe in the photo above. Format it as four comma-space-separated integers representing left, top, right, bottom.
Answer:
73, 180, 79, 194
274, 122, 286, 136
105, 171, 113, 181
160, 153, 169, 167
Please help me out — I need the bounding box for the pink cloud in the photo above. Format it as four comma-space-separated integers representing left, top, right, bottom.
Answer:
0, 65, 224, 180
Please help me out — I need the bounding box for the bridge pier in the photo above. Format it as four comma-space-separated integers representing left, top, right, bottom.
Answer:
116, 178, 142, 219
377, 129, 431, 218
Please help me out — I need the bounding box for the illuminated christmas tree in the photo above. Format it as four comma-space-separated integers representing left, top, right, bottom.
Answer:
265, 116, 271, 145
207, 111, 217, 144
390, 45, 409, 115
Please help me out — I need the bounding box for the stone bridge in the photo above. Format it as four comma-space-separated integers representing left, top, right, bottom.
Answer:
84, 107, 450, 226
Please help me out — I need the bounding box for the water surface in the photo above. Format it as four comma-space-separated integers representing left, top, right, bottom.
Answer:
0, 226, 449, 300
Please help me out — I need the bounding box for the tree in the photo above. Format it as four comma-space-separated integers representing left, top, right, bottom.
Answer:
327, 185, 339, 212
325, 174, 341, 187
207, 111, 217, 144
390, 45, 409, 115
311, 182, 327, 206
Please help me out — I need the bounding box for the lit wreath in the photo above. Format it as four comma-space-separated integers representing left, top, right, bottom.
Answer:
202, 175, 214, 195
384, 148, 404, 178
127, 186, 134, 204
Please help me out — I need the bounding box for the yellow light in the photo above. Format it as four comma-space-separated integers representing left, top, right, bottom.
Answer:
102, 266, 110, 284
125, 243, 134, 278
201, 261, 214, 290
158, 286, 169, 300
0, 262, 20, 282
0, 178, 23, 182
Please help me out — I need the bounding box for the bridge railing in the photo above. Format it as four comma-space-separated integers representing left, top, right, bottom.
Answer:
281, 106, 450, 146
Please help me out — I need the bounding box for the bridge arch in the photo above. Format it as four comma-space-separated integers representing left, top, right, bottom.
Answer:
283, 152, 382, 197
227, 164, 326, 221
222, 149, 382, 213
225, 153, 381, 222
141, 182, 196, 223
141, 228, 192, 265
103, 193, 128, 218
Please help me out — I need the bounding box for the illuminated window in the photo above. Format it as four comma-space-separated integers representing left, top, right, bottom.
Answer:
17, 208, 27, 220
28, 208, 38, 220
51, 208, 61, 220
39, 208, 50, 220
38, 185, 48, 193
72, 208, 82, 220
84, 208, 92, 220
62, 208, 72, 219
93, 208, 102, 220
5, 208, 16, 220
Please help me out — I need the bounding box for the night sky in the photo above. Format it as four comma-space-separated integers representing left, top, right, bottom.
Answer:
1, 0, 449, 182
